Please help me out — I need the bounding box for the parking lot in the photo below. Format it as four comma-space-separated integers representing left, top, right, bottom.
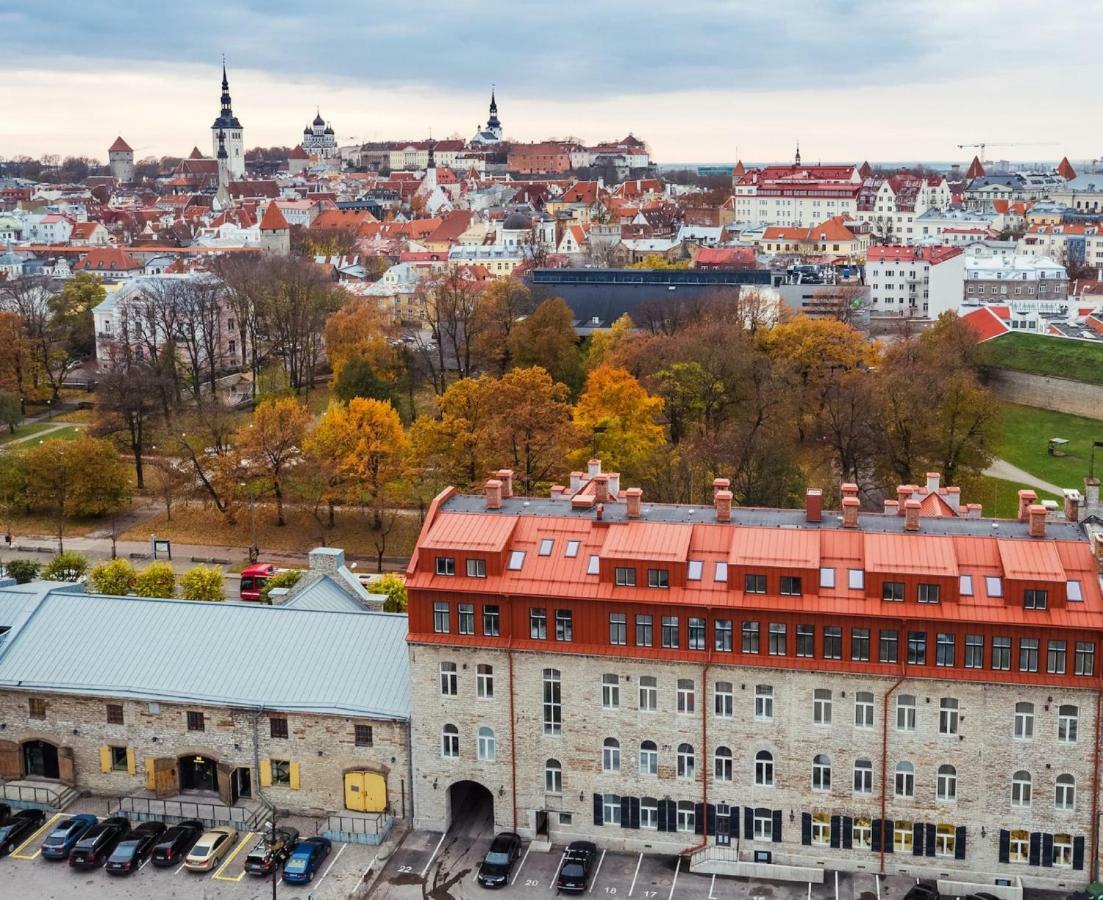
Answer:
0, 798, 379, 898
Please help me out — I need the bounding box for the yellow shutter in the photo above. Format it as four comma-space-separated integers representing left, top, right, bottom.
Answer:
144, 757, 156, 790
289, 762, 300, 791
259, 759, 272, 787
99, 746, 111, 774
126, 748, 136, 775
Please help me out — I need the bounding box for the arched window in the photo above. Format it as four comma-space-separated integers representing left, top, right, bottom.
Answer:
895, 761, 914, 797
937, 764, 957, 801
639, 740, 658, 775
812, 754, 831, 791
896, 694, 916, 731
442, 724, 459, 758
1014, 702, 1035, 739
677, 743, 695, 779
1056, 773, 1075, 810
545, 759, 562, 794
714, 746, 733, 781
1011, 770, 1032, 807
755, 750, 774, 786
477, 726, 496, 761
603, 738, 621, 772
853, 758, 872, 794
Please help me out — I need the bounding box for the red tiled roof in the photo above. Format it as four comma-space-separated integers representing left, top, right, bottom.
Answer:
259, 203, 290, 230
108, 136, 132, 153
959, 306, 1010, 343
867, 245, 962, 264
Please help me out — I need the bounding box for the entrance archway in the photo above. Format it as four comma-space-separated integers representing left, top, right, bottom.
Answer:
178, 755, 219, 793
21, 740, 59, 780
446, 780, 494, 836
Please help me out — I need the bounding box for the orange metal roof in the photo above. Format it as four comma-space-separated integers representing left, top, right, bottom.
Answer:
418, 512, 516, 553
730, 527, 819, 569
862, 532, 959, 576
997, 539, 1066, 581
601, 521, 692, 562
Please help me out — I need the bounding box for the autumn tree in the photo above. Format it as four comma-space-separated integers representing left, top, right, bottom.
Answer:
0, 310, 32, 396
323, 295, 397, 382
572, 365, 665, 482
471, 278, 534, 374
0, 276, 82, 399
409, 375, 496, 491
508, 298, 583, 392
235, 397, 310, 526
94, 358, 167, 489
50, 273, 103, 359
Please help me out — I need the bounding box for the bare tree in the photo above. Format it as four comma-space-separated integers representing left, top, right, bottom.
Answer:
0, 276, 80, 399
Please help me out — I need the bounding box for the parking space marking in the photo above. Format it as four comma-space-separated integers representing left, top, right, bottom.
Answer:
512, 843, 533, 886
588, 848, 606, 893
550, 848, 565, 893
138, 855, 151, 872
211, 831, 255, 882
313, 842, 346, 891
175, 860, 188, 874
10, 813, 61, 860
420, 831, 447, 879
708, 873, 717, 899
668, 855, 680, 900
628, 852, 643, 896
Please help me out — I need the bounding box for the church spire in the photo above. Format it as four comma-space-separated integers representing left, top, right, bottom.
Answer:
220, 60, 234, 120
794, 140, 801, 166
216, 128, 228, 160
427, 135, 436, 169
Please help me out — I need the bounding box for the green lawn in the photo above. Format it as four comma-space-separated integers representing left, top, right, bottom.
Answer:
997, 403, 1103, 489
0, 422, 56, 445
976, 475, 1060, 520
980, 332, 1103, 385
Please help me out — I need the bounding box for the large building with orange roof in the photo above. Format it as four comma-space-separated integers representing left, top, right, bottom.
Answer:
406, 459, 1101, 888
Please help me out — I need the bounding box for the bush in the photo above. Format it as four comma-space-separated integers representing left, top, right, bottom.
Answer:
180, 565, 226, 602
42, 551, 88, 582
259, 569, 302, 603
4, 559, 40, 584
89, 558, 137, 595
366, 572, 407, 612
134, 562, 176, 598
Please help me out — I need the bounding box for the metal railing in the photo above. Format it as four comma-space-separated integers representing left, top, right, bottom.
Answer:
112, 795, 271, 831
0, 782, 75, 808
321, 812, 393, 845
689, 841, 741, 868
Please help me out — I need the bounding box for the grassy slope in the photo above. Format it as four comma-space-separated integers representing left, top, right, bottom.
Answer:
996, 403, 1103, 489
980, 332, 1103, 386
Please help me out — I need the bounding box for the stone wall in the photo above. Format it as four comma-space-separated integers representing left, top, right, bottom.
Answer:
987, 368, 1103, 421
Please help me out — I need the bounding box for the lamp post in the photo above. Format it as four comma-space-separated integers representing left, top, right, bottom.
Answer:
269, 806, 289, 900
239, 481, 259, 563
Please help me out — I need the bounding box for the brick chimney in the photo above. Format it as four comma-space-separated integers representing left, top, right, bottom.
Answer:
965, 503, 983, 518
1027, 504, 1047, 538
896, 485, 915, 514
588, 458, 602, 477
485, 478, 502, 510
925, 472, 941, 493
1085, 477, 1101, 507
841, 482, 859, 501
569, 471, 584, 493
713, 477, 731, 499
944, 486, 960, 513
805, 489, 823, 523
883, 499, 899, 515
550, 485, 566, 498
1017, 489, 1038, 522
842, 496, 860, 528
904, 499, 921, 531
496, 469, 514, 498
1064, 489, 1082, 523
625, 487, 642, 518
593, 474, 610, 503
715, 490, 733, 523
607, 473, 620, 497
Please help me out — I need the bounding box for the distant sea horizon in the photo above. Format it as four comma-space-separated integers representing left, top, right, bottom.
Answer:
659, 159, 1078, 173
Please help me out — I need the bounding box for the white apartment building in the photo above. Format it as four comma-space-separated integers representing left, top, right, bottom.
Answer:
732, 164, 862, 227
866, 245, 964, 318
857, 174, 952, 241
956, 254, 1069, 320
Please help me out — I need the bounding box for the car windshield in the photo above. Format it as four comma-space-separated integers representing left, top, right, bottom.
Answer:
562, 863, 584, 877
192, 843, 211, 856
109, 841, 138, 861
484, 851, 510, 866
284, 856, 307, 872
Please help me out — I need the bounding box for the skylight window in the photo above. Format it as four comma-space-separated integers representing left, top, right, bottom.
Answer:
539, 538, 554, 557
959, 575, 974, 596
687, 560, 703, 581
819, 567, 835, 589
565, 540, 580, 558
714, 562, 729, 583
985, 576, 1003, 598
1067, 580, 1083, 602
587, 554, 600, 575
508, 551, 526, 571
848, 569, 864, 590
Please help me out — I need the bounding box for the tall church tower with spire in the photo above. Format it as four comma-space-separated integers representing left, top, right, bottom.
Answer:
486, 88, 502, 140
215, 129, 231, 206
211, 60, 245, 179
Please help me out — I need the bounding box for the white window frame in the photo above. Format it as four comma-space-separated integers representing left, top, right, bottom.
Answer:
477, 726, 496, 761
677, 743, 695, 780
638, 676, 657, 712
439, 662, 458, 697
601, 673, 620, 709
639, 741, 658, 776
476, 664, 493, 699
854, 692, 874, 728
813, 688, 832, 725
896, 694, 916, 731
755, 684, 773, 721
939, 698, 959, 735
1014, 702, 1035, 739
1011, 770, 1032, 807
714, 681, 733, 717
854, 759, 872, 794
895, 761, 915, 798
755, 751, 774, 786
602, 738, 621, 772
937, 764, 957, 801
545, 759, 562, 793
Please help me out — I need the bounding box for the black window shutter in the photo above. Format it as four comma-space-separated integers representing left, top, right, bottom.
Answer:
998, 829, 1010, 863
1041, 833, 1053, 867
621, 796, 632, 829
593, 793, 604, 827
730, 806, 739, 839
955, 826, 966, 860
744, 807, 753, 840
842, 816, 853, 849
706, 803, 716, 837
885, 819, 895, 853
772, 809, 783, 843
871, 818, 882, 852
801, 812, 812, 845
1073, 835, 1085, 870
656, 800, 668, 832
1028, 831, 1041, 866
830, 815, 841, 848
664, 799, 677, 832
694, 802, 704, 835
629, 797, 640, 829
912, 821, 924, 856
925, 823, 936, 858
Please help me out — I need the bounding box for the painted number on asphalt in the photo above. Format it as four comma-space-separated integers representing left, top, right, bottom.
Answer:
398, 865, 413, 873
525, 879, 539, 887
642, 893, 658, 898
606, 889, 617, 894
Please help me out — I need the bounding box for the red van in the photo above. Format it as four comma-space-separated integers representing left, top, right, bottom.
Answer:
239, 563, 278, 602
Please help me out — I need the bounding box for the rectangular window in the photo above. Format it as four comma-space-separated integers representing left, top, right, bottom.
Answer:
744, 573, 766, 594
985, 576, 1003, 597
715, 619, 733, 652
458, 603, 475, 635
542, 669, 561, 735
270, 717, 288, 739
959, 574, 974, 596
565, 540, 580, 558
187, 711, 204, 732
917, 583, 940, 604
482, 605, 500, 637
714, 681, 733, 717
109, 746, 128, 772
768, 623, 787, 656
813, 688, 832, 724
28, 698, 46, 720
936, 632, 955, 667
477, 664, 494, 699
271, 759, 291, 787
648, 568, 669, 589
554, 609, 573, 642
354, 724, 374, 747
819, 567, 835, 588
824, 627, 842, 660
1067, 580, 1083, 602
530, 608, 547, 640
508, 550, 526, 570
1077, 641, 1096, 676
466, 558, 486, 578
882, 581, 904, 602
106, 703, 124, 725
615, 567, 636, 587
639, 676, 657, 712
755, 684, 773, 720
964, 634, 983, 668
1019, 638, 1039, 672
1048, 639, 1067, 674
435, 556, 455, 576
688, 617, 706, 651
714, 562, 728, 582
539, 538, 554, 556
848, 569, 865, 590
1024, 589, 1048, 610
907, 631, 927, 665
780, 575, 802, 596
992, 636, 1012, 671
851, 628, 870, 662
635, 614, 653, 647
609, 613, 627, 646
677, 679, 695, 714
687, 560, 703, 580
587, 555, 600, 575
439, 662, 457, 696
796, 625, 815, 658
855, 692, 874, 728
602, 674, 620, 709
939, 698, 959, 735
742, 621, 760, 654
661, 616, 680, 649
433, 602, 450, 634
879, 629, 898, 664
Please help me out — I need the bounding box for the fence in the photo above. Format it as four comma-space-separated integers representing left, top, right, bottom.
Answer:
113, 795, 271, 831
322, 812, 393, 845
0, 781, 77, 809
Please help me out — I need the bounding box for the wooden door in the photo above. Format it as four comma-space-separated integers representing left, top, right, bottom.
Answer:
343, 771, 365, 812
154, 758, 177, 798
57, 747, 75, 784
216, 762, 234, 806
0, 740, 20, 780
362, 772, 387, 812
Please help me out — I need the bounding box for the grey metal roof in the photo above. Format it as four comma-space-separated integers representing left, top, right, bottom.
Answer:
282, 575, 368, 613
0, 589, 409, 720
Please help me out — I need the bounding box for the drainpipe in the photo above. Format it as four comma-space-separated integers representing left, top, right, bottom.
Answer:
1091, 688, 1102, 880
683, 608, 712, 857
506, 593, 518, 833
405, 718, 414, 824
879, 671, 906, 876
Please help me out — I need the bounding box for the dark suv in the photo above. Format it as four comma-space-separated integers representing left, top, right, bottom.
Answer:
555, 841, 597, 894
244, 827, 300, 876
0, 809, 46, 856
151, 819, 204, 867
477, 832, 522, 888
69, 816, 130, 869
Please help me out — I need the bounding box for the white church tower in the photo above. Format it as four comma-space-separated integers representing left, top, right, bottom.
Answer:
211, 60, 245, 179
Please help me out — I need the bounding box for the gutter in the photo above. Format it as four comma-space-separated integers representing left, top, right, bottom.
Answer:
682, 607, 712, 857
879, 669, 907, 876
1091, 687, 1102, 880
506, 592, 518, 833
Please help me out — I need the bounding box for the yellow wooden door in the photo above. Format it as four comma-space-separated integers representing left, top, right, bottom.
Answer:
343, 771, 366, 812
362, 772, 386, 813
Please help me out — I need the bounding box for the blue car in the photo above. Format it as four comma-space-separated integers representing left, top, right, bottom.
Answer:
41, 815, 98, 860
282, 837, 331, 884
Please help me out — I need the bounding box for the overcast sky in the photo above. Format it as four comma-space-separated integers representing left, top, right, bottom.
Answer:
2, 1, 1101, 164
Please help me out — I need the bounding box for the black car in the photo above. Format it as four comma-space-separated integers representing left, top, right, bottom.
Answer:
555, 841, 597, 894
903, 885, 940, 900
151, 819, 204, 867
69, 816, 130, 869
0, 809, 46, 856
244, 827, 300, 876
105, 822, 167, 875
477, 832, 522, 888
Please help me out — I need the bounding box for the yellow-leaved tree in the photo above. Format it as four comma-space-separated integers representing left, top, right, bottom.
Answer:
572, 365, 665, 483
235, 397, 311, 526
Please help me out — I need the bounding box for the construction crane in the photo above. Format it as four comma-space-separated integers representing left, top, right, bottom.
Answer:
957, 141, 1058, 163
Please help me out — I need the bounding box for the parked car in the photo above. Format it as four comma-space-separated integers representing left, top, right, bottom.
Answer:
244, 827, 300, 876
0, 804, 9, 822
239, 563, 279, 601
69, 817, 130, 869
555, 841, 597, 894
0, 809, 45, 856
184, 826, 238, 872
151, 819, 204, 867
903, 885, 940, 900
282, 837, 332, 884
41, 814, 98, 860
477, 832, 522, 888
105, 822, 167, 875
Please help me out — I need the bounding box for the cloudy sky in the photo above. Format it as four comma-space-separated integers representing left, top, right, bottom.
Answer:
2, 1, 1101, 165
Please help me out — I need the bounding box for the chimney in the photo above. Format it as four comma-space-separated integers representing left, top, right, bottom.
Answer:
841, 482, 859, 501
896, 484, 915, 514
607, 473, 620, 497
1085, 477, 1101, 507
713, 477, 731, 499
715, 489, 733, 523
842, 496, 860, 528
593, 474, 610, 503
485, 478, 502, 510
550, 485, 566, 498
883, 499, 899, 515
569, 471, 584, 493
925, 472, 941, 493
588, 458, 602, 477
1027, 504, 1047, 538
595, 502, 604, 521
496, 469, 514, 499
1064, 489, 1082, 522
904, 499, 921, 531
944, 486, 960, 512
625, 487, 642, 518
1017, 489, 1038, 521
805, 489, 823, 523
966, 503, 983, 518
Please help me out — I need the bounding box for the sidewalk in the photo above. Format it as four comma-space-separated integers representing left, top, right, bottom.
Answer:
984, 457, 1065, 497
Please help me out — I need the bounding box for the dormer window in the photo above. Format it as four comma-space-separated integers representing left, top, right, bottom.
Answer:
917, 583, 940, 604
985, 576, 1003, 598
615, 567, 637, 587
1024, 589, 1048, 610
466, 559, 486, 578
687, 560, 703, 581
648, 568, 669, 589
959, 575, 973, 596
714, 563, 728, 583
1068, 580, 1083, 602
435, 556, 455, 576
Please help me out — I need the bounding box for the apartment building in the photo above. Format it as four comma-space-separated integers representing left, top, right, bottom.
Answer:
857, 173, 952, 241
867, 245, 964, 318
732, 163, 862, 227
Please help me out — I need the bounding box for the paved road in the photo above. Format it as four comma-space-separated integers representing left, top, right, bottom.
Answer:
984, 457, 1065, 496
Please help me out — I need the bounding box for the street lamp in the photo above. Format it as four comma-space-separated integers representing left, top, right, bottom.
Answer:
238, 481, 258, 563
270, 806, 289, 900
